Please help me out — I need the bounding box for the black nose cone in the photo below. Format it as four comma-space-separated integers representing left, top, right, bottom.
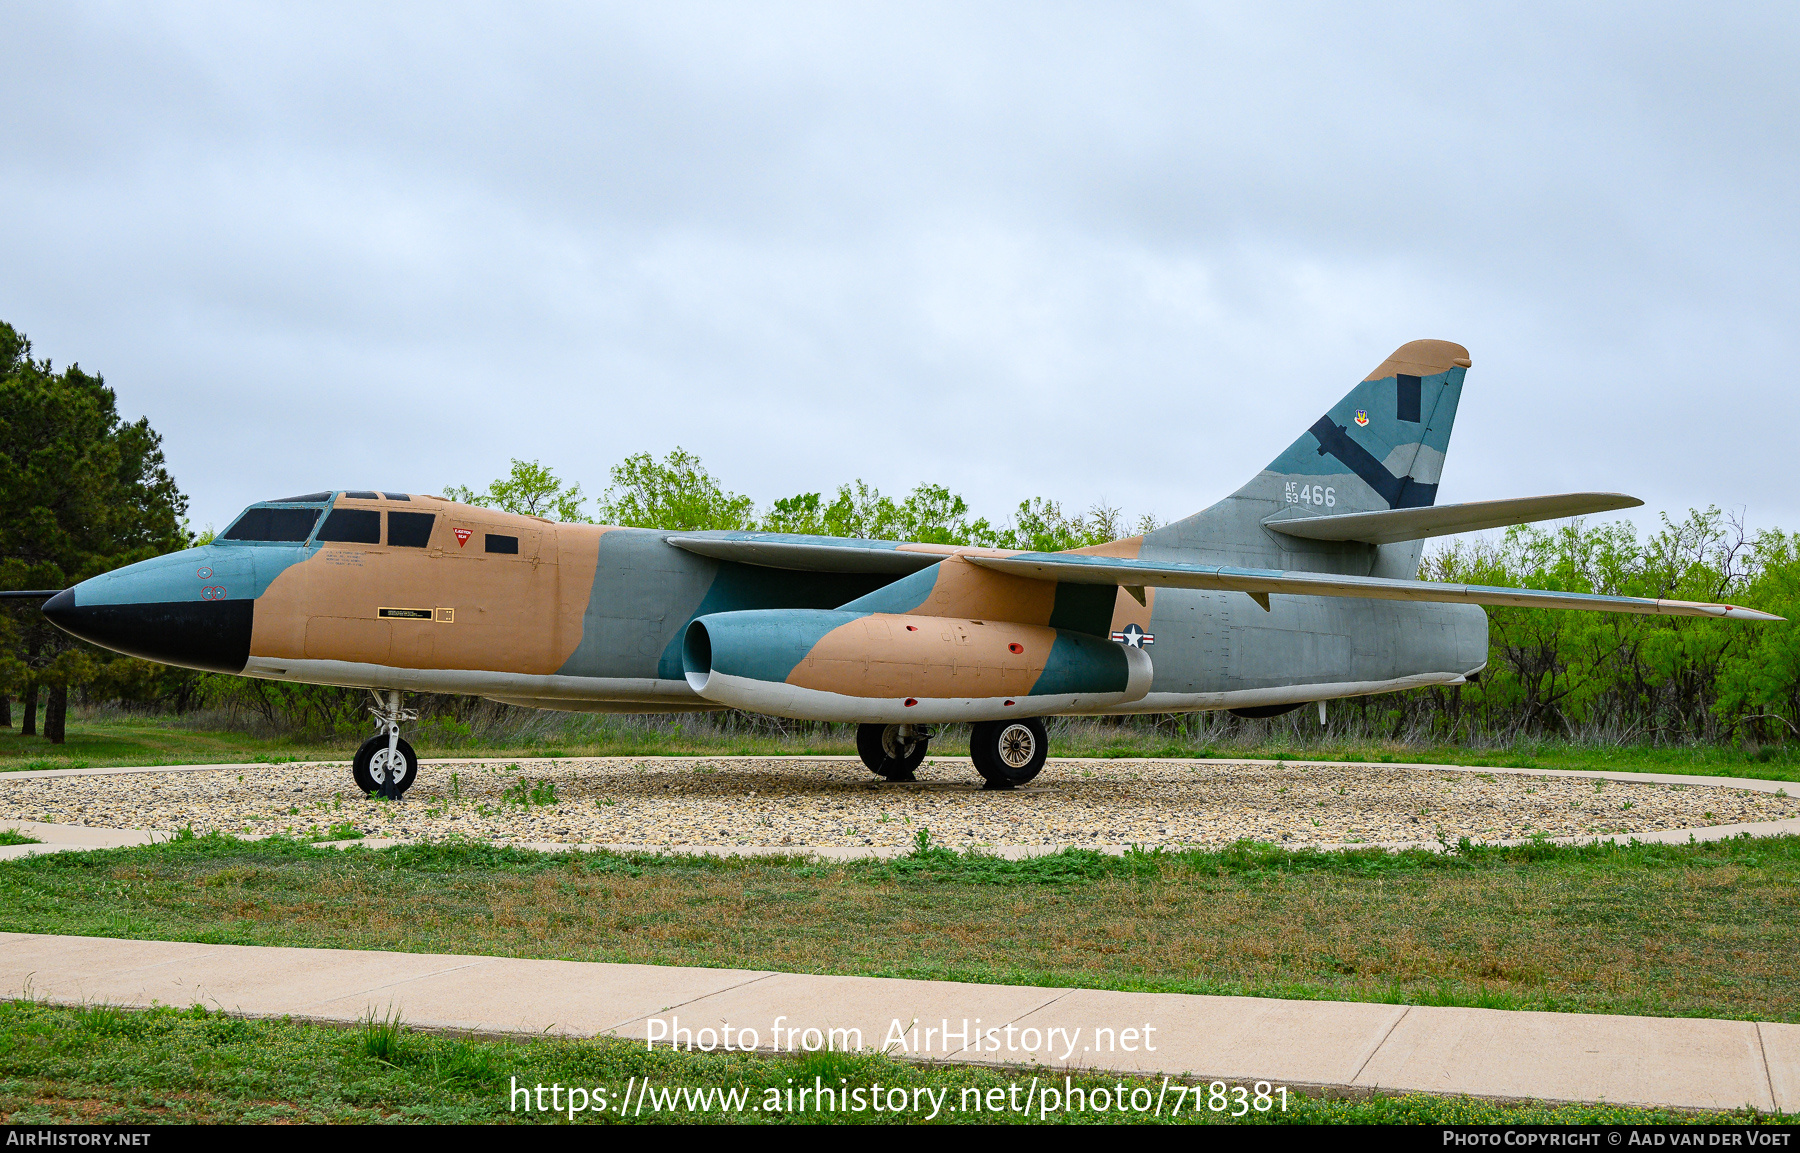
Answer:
41, 589, 76, 626
43, 590, 253, 674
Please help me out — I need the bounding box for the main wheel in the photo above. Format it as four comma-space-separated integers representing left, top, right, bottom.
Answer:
352, 734, 418, 798
970, 717, 1048, 789
857, 723, 929, 781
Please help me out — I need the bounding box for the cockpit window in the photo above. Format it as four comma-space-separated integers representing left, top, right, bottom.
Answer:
272, 492, 333, 503
383, 492, 411, 501
342, 490, 380, 500
316, 508, 381, 544
221, 507, 322, 543
388, 511, 436, 548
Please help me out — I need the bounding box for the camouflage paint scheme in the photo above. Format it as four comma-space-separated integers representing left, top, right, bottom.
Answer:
44, 341, 1780, 726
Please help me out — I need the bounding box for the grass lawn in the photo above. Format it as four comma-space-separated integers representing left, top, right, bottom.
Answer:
0, 714, 860, 772
1069, 729, 1800, 783
1176, 739, 1800, 784
4, 714, 1800, 784
5, 833, 1799, 1023
0, 716, 346, 773
2, 999, 1773, 1125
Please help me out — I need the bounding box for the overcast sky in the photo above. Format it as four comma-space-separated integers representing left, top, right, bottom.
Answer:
2, 3, 1795, 540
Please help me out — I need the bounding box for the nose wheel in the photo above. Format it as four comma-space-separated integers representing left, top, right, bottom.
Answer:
857, 723, 930, 781
353, 690, 418, 799
353, 735, 417, 797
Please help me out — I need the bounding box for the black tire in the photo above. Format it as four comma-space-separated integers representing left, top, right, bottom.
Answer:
352, 734, 418, 798
970, 717, 1048, 789
856, 723, 929, 781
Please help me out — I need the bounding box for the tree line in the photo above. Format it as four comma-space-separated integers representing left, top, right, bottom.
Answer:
4, 318, 1799, 747
448, 451, 1155, 552
0, 322, 189, 743
450, 457, 1800, 746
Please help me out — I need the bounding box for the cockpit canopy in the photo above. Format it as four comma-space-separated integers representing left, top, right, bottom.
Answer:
217, 491, 420, 545
219, 505, 324, 542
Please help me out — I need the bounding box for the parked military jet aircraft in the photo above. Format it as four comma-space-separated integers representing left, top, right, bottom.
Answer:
38, 341, 1781, 797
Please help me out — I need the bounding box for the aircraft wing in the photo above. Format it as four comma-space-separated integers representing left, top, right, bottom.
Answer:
664, 533, 949, 574
964, 553, 1782, 621
1263, 492, 1643, 545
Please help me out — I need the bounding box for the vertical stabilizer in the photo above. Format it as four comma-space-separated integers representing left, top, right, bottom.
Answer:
1142, 340, 1470, 572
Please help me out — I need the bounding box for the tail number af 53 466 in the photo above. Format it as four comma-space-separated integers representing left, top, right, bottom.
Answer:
1284, 482, 1335, 507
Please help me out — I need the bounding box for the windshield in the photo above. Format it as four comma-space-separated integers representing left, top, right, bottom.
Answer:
220, 506, 324, 543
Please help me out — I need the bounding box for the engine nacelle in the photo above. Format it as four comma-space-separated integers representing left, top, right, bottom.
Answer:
681, 609, 1151, 723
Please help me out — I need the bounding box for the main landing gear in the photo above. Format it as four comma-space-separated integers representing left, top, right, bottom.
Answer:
856, 723, 930, 781
353, 689, 418, 799
855, 717, 1050, 790
969, 717, 1047, 790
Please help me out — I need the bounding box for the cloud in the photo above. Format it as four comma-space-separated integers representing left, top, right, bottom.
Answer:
1, 2, 1795, 534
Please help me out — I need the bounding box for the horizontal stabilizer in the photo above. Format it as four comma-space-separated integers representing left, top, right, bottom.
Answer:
964, 553, 1782, 621
665, 533, 947, 574
1264, 493, 1644, 545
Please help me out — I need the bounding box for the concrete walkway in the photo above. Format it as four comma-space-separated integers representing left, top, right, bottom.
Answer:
0, 931, 1792, 1113
0, 819, 168, 860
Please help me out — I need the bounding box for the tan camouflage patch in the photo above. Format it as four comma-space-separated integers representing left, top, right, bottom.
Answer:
897, 555, 1056, 625
251, 498, 609, 674
1362, 339, 1471, 381
786, 612, 1059, 700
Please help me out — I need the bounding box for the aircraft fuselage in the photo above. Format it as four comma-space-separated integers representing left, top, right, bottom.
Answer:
46, 491, 1487, 720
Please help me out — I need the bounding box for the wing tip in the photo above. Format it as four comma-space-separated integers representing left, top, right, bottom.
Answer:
1659, 598, 1784, 621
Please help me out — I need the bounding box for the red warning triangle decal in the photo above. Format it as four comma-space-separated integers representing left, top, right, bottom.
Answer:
453, 527, 471, 547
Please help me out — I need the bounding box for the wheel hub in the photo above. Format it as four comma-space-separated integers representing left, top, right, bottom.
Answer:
998, 724, 1036, 769
881, 724, 920, 761
368, 747, 405, 784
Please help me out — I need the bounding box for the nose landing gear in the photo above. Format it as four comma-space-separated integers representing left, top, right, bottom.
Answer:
353, 689, 418, 799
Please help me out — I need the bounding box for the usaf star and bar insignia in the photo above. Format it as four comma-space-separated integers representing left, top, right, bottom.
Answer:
1111, 623, 1155, 648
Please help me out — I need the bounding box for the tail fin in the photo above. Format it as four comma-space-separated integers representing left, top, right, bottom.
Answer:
1258, 339, 1469, 515
1144, 340, 1470, 566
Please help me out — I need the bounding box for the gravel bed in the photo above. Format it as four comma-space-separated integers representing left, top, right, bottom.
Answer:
1, 757, 1796, 850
